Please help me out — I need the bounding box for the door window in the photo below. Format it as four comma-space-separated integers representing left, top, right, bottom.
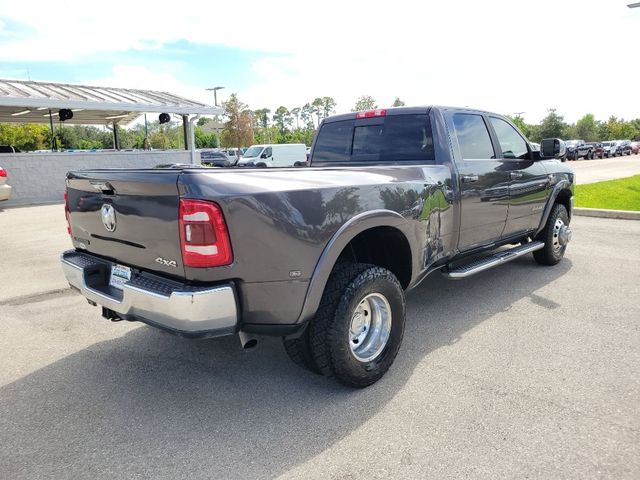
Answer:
452, 114, 495, 160
489, 117, 529, 159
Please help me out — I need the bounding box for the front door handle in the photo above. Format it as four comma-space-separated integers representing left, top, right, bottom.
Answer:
510, 171, 524, 180
461, 174, 479, 183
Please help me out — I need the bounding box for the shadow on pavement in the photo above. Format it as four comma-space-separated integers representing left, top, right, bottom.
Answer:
0, 257, 571, 479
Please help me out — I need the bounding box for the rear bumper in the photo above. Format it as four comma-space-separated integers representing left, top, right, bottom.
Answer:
61, 250, 238, 338
0, 183, 11, 201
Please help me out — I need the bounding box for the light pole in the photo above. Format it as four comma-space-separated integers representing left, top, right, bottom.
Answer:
628, 3, 640, 8
206, 86, 225, 106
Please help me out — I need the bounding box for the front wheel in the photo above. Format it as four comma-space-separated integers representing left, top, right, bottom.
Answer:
534, 203, 571, 266
305, 263, 406, 388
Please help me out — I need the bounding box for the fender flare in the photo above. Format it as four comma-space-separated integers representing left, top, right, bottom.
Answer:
296, 209, 414, 325
536, 179, 573, 235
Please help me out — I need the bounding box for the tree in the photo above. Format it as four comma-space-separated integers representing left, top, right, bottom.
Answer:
273, 106, 292, 134
301, 103, 315, 128
290, 107, 301, 129
538, 109, 567, 140
391, 97, 405, 107
311, 98, 324, 127
321, 97, 336, 118
575, 114, 599, 142
220, 93, 254, 151
253, 108, 271, 128
352, 95, 377, 112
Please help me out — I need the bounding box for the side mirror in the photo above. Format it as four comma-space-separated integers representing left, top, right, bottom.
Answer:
260, 152, 268, 159
540, 138, 566, 159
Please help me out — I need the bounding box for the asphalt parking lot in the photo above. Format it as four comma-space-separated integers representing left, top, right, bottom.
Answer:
1, 204, 639, 480
571, 154, 640, 184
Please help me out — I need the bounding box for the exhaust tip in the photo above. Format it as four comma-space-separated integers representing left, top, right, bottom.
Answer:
238, 331, 258, 350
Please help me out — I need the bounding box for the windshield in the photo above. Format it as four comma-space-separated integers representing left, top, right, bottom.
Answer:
565, 140, 578, 146
602, 142, 612, 146
242, 146, 263, 158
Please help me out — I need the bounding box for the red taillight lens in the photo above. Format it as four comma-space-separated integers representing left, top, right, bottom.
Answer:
179, 199, 233, 267
0, 168, 7, 177
355, 109, 386, 119
64, 191, 72, 236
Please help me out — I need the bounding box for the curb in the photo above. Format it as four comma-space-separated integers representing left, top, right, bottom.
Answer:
574, 207, 640, 220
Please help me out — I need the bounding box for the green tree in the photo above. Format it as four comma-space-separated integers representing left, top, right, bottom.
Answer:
391, 97, 405, 107
311, 98, 324, 127
301, 103, 315, 128
575, 114, 599, 142
290, 107, 301, 129
321, 96, 336, 118
538, 109, 567, 140
220, 93, 254, 151
253, 108, 270, 128
352, 95, 377, 112
273, 106, 292, 134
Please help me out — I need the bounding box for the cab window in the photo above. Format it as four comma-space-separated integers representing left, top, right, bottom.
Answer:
489, 117, 529, 159
452, 113, 495, 160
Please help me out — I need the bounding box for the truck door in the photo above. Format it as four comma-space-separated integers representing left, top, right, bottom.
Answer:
449, 112, 509, 251
486, 116, 549, 237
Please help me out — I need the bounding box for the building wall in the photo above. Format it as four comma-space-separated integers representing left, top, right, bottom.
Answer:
0, 151, 193, 207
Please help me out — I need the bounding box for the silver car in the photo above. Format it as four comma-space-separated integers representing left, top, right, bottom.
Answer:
0, 166, 11, 201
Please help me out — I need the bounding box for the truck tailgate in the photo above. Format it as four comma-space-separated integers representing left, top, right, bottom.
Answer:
66, 169, 184, 278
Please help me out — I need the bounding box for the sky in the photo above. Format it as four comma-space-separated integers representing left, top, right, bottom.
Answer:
0, 0, 637, 124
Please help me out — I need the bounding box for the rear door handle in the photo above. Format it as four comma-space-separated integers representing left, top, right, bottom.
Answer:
510, 171, 524, 180
461, 175, 479, 183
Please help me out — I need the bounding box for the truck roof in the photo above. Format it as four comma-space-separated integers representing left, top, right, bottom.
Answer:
322, 105, 504, 125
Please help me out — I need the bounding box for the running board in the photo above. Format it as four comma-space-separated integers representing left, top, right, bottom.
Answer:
442, 241, 544, 279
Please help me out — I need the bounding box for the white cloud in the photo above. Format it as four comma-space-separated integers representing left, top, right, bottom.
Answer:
0, 0, 638, 122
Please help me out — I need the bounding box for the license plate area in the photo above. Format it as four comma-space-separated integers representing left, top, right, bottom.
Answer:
109, 264, 132, 290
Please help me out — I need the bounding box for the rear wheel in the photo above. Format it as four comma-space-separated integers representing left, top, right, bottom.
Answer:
534, 203, 571, 266
302, 263, 406, 387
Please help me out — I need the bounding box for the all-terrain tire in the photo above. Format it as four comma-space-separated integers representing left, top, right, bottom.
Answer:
534, 203, 570, 266
306, 263, 406, 388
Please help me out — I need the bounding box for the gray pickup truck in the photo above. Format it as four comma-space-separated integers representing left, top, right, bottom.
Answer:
61, 106, 573, 387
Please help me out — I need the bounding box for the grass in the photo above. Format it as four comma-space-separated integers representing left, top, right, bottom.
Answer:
574, 175, 640, 211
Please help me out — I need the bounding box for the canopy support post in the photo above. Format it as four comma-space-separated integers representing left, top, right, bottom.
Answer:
182, 115, 189, 150
112, 121, 119, 150
48, 109, 56, 152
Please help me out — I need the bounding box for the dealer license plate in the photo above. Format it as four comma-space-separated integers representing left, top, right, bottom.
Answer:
109, 264, 132, 290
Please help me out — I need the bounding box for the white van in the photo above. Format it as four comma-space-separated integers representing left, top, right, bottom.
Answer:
237, 144, 307, 167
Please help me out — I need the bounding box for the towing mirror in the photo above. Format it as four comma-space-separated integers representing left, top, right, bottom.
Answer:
540, 138, 566, 159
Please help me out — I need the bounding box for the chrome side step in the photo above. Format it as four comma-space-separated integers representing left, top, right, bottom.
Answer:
442, 241, 544, 280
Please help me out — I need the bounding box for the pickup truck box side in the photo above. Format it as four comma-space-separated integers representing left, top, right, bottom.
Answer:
61, 105, 574, 387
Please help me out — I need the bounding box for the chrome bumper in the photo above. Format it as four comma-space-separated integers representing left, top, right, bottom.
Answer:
61, 250, 238, 337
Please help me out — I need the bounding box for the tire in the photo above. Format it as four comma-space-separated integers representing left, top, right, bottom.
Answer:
256, 162, 267, 167
283, 329, 322, 374
534, 203, 570, 266
305, 263, 406, 388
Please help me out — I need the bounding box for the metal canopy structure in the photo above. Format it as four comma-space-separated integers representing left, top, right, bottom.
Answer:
0, 78, 222, 125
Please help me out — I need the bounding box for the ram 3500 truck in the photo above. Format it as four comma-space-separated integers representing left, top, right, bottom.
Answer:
61, 106, 573, 387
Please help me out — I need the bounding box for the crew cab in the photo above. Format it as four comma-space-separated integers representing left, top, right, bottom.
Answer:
61, 106, 574, 387
564, 139, 592, 160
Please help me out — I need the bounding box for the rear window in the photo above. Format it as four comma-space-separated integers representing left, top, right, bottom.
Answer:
313, 114, 435, 163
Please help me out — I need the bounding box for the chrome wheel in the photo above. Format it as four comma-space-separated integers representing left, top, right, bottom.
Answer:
349, 293, 392, 362
552, 218, 571, 253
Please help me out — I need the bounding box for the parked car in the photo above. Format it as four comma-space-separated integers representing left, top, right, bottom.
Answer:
631, 141, 640, 155
60, 105, 573, 387
223, 149, 242, 165
200, 150, 230, 167
564, 140, 593, 160
586, 142, 604, 159
236, 143, 307, 167
616, 140, 632, 156
0, 166, 12, 201
601, 141, 618, 158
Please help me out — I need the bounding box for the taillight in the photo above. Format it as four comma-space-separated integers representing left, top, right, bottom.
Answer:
355, 109, 386, 119
0, 168, 6, 177
64, 191, 72, 236
179, 199, 233, 267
